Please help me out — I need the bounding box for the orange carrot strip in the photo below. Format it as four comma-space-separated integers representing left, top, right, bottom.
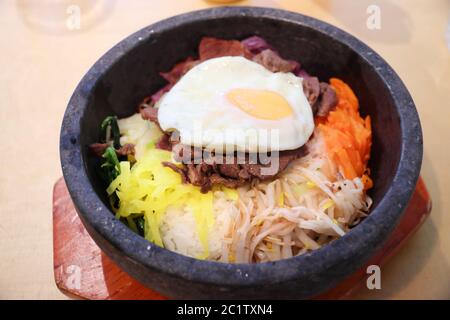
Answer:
317, 78, 372, 189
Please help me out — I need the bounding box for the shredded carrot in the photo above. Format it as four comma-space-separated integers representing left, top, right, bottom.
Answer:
317, 78, 372, 190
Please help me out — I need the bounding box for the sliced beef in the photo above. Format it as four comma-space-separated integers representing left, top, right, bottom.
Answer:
302, 77, 321, 107
218, 163, 241, 179
252, 49, 300, 73
199, 37, 252, 61
116, 143, 135, 156
239, 147, 307, 180
139, 105, 163, 132
302, 77, 338, 117
278, 147, 308, 171
150, 83, 172, 104
186, 164, 201, 185
89, 143, 135, 157
140, 106, 158, 122
155, 133, 173, 151
160, 57, 199, 85
186, 164, 212, 193
316, 82, 338, 117
89, 143, 109, 156
162, 144, 308, 193
141, 57, 200, 106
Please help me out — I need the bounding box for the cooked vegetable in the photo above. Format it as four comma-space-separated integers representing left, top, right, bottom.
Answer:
106, 148, 215, 259
318, 78, 373, 189
134, 216, 145, 236
125, 215, 145, 237
100, 146, 121, 184
101, 116, 121, 149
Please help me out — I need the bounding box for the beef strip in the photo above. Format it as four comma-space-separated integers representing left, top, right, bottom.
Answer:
199, 37, 252, 60
163, 144, 308, 193
140, 106, 158, 122
315, 82, 338, 117
186, 164, 214, 193
218, 163, 241, 178
150, 83, 172, 104
155, 134, 172, 151
302, 77, 321, 107
160, 57, 199, 85
116, 143, 135, 156
89, 143, 109, 156
302, 76, 338, 117
239, 147, 307, 180
89, 143, 135, 157
139, 57, 200, 106
252, 49, 300, 73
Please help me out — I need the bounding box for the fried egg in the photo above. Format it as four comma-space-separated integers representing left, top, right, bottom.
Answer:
156, 56, 314, 153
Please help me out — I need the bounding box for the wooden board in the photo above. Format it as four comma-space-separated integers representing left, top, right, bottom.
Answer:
53, 177, 431, 300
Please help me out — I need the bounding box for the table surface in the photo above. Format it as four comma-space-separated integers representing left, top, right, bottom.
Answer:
1, 0, 449, 300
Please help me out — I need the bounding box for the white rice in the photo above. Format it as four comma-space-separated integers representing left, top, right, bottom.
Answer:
159, 191, 238, 260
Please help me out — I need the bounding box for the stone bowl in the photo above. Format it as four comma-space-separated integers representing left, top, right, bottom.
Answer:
60, 7, 422, 299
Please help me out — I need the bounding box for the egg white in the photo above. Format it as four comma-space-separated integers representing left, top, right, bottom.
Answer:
156, 56, 314, 153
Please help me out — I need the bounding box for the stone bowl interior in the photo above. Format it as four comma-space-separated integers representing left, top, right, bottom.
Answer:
60, 7, 422, 299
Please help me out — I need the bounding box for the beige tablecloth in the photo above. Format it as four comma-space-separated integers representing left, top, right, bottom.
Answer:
0, 0, 449, 299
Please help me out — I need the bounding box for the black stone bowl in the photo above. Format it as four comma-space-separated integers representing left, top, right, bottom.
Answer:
60, 7, 422, 299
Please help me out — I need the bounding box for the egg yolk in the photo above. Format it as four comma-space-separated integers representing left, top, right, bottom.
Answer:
226, 88, 294, 120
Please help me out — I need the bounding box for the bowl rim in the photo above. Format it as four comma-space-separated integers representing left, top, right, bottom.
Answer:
60, 6, 423, 288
